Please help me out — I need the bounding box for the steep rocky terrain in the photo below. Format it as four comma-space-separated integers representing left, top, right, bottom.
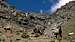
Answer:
53, 1, 75, 42
0, 0, 75, 42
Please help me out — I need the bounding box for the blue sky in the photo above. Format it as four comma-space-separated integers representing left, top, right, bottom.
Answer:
6, 0, 59, 13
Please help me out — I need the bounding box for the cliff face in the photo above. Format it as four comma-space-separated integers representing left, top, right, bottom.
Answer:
0, 0, 75, 42
55, 1, 75, 42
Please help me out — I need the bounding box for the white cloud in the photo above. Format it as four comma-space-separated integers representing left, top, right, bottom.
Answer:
50, 0, 74, 14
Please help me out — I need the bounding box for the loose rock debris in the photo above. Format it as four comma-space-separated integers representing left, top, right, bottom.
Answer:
0, 0, 75, 42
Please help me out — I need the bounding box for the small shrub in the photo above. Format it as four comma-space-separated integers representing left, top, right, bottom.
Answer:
0, 38, 5, 42
16, 39, 21, 41
50, 41, 55, 42
21, 32, 30, 38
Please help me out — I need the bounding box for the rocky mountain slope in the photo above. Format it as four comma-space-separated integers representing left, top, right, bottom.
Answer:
0, 0, 75, 42
53, 1, 75, 42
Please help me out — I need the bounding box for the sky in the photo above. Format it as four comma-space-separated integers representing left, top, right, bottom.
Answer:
6, 0, 74, 14
6, 0, 59, 13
